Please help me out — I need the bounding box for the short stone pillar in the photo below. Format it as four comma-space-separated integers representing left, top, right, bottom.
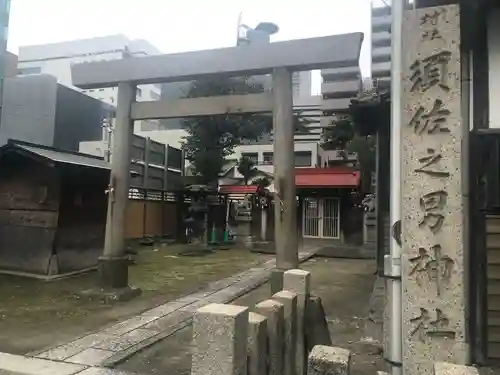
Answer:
284, 269, 311, 375
254, 299, 285, 375
247, 312, 267, 375
434, 362, 479, 375
307, 345, 350, 375
401, 4, 467, 374
305, 295, 332, 351
273, 290, 298, 375
191, 303, 248, 375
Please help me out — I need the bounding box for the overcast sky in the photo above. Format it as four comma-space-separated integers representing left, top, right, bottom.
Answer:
7, 0, 389, 94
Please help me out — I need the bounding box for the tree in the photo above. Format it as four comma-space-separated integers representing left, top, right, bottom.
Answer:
252, 176, 271, 188
237, 156, 258, 185
321, 117, 355, 161
182, 77, 310, 185
346, 134, 376, 193
321, 116, 376, 193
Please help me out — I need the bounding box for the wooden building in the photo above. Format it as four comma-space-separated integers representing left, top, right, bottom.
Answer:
0, 140, 109, 278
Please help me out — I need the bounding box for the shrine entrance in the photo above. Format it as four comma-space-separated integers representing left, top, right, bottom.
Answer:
302, 197, 340, 239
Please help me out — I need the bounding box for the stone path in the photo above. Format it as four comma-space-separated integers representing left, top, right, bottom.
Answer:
0, 247, 318, 375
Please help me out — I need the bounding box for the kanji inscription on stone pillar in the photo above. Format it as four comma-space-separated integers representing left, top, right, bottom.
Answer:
401, 5, 467, 375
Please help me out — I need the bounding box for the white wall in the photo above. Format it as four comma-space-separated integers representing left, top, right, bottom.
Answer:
79, 139, 107, 158
18, 51, 123, 88
133, 127, 186, 149
18, 42, 162, 131
488, 8, 500, 128
234, 142, 319, 174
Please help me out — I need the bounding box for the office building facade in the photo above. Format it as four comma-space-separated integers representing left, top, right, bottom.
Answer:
0, 74, 112, 151
17, 35, 162, 132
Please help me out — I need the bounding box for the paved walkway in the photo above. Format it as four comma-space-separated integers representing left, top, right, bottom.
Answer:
0, 247, 318, 375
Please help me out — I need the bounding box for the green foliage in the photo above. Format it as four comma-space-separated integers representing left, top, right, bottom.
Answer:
321, 117, 355, 153
347, 134, 376, 193
347, 135, 376, 173
237, 156, 258, 185
321, 116, 376, 193
252, 176, 271, 188
181, 77, 310, 185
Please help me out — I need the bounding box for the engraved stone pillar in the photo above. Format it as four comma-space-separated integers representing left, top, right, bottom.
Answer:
401, 5, 467, 375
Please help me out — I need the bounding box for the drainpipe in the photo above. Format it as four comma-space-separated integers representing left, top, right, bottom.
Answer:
386, 0, 404, 374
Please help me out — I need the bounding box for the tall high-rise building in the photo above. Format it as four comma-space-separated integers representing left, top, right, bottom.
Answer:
320, 66, 362, 126
0, 0, 11, 108
371, 4, 391, 88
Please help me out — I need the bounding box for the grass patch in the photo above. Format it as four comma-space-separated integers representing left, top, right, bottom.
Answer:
0, 245, 270, 354
129, 244, 267, 295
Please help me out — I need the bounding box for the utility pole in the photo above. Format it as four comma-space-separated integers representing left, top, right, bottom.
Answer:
387, 0, 404, 374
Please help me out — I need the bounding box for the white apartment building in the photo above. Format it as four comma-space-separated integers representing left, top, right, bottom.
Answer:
371, 4, 392, 89
17, 34, 162, 142
321, 65, 362, 126
232, 94, 322, 172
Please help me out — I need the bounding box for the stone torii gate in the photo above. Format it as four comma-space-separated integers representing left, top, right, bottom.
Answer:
71, 33, 363, 292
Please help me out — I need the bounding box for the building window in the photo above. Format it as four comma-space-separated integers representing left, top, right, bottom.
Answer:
294, 151, 312, 167
262, 152, 273, 165
17, 66, 41, 75
241, 153, 258, 164
136, 88, 142, 98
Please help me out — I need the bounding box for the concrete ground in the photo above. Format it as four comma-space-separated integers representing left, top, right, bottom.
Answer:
117, 257, 386, 375
0, 244, 270, 355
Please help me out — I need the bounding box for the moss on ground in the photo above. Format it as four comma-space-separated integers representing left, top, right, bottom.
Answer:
0, 245, 269, 354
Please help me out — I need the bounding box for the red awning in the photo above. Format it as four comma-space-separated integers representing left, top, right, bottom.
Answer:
218, 185, 263, 194
295, 167, 361, 188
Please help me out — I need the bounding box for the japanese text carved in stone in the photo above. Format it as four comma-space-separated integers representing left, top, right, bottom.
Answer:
408, 99, 451, 135
419, 190, 447, 233
420, 9, 446, 41
414, 148, 450, 178
410, 51, 451, 92
410, 307, 456, 342
409, 244, 454, 296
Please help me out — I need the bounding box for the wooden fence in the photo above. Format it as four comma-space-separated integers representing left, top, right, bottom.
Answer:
125, 190, 179, 240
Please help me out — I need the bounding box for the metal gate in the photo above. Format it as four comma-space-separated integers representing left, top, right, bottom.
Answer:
303, 198, 340, 239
